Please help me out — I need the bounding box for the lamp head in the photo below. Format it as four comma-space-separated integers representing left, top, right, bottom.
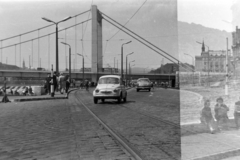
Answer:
42, 17, 54, 23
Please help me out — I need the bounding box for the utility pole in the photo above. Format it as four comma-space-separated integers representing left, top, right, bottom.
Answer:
225, 38, 229, 95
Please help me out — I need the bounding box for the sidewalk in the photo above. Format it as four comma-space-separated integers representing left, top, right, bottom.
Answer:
181, 129, 240, 160
1, 88, 79, 102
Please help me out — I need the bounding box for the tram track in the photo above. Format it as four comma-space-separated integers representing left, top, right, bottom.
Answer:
73, 89, 181, 160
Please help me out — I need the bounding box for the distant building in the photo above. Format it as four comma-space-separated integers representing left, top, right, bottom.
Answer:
195, 41, 232, 73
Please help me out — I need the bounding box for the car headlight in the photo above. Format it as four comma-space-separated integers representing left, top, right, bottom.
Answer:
95, 89, 100, 93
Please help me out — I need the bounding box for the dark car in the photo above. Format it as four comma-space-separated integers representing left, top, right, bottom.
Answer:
136, 78, 152, 92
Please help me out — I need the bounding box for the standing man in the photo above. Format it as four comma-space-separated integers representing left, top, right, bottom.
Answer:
46, 73, 51, 94
53, 72, 58, 92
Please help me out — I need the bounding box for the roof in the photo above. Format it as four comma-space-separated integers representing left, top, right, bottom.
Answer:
99, 75, 121, 79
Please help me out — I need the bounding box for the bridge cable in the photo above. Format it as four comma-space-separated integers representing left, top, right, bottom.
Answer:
75, 16, 77, 71
83, 1, 93, 38
107, 0, 147, 41
48, 34, 50, 70
65, 29, 67, 70
0, 19, 91, 50
103, 17, 192, 72
101, 12, 194, 72
0, 41, 2, 63
14, 44, 16, 66
31, 40, 33, 68
0, 10, 90, 42
19, 35, 21, 67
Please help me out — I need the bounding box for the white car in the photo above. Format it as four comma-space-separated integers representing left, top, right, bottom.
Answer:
93, 75, 127, 104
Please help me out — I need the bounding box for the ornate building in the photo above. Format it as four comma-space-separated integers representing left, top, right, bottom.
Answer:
195, 42, 232, 73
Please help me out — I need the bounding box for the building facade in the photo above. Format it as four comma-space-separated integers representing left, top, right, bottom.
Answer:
195, 42, 232, 73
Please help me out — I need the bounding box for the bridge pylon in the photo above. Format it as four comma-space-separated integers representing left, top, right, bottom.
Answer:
91, 5, 102, 82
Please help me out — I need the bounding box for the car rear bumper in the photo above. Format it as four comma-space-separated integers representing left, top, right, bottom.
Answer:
93, 95, 120, 99
137, 86, 150, 90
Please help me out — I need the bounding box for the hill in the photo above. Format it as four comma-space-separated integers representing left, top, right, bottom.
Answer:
0, 62, 21, 70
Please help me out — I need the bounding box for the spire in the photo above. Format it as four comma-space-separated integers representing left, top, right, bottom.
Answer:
202, 40, 205, 52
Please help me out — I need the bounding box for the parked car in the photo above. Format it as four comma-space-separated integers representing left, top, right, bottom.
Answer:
93, 75, 127, 104
136, 78, 152, 92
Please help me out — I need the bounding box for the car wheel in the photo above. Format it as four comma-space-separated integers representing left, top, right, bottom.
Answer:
123, 93, 127, 102
101, 99, 105, 103
136, 89, 139, 92
118, 94, 122, 103
94, 98, 98, 104
149, 88, 151, 92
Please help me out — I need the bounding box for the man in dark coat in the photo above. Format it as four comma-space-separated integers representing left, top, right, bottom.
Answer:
46, 73, 51, 94
52, 72, 58, 92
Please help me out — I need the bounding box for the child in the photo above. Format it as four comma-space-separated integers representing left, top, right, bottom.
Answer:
214, 97, 229, 131
234, 100, 240, 130
200, 99, 215, 133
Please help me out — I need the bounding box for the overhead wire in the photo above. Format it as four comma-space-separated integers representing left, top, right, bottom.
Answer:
103, 0, 147, 57
102, 16, 192, 72
102, 12, 194, 72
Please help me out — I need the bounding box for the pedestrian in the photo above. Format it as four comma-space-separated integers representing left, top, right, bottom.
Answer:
234, 98, 240, 130
58, 73, 66, 94
52, 71, 58, 92
22, 86, 29, 96
85, 80, 89, 91
214, 97, 229, 131
46, 73, 51, 94
43, 80, 48, 94
28, 86, 33, 96
66, 77, 70, 93
200, 99, 215, 134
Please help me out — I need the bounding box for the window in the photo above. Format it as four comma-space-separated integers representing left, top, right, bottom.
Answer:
98, 77, 120, 84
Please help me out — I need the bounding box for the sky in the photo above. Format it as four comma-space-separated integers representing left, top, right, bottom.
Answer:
0, 0, 236, 71
178, 0, 234, 32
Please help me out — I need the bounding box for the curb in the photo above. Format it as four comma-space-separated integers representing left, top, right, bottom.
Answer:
12, 88, 79, 102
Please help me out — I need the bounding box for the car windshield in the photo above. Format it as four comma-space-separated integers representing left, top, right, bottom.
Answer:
98, 77, 120, 84
138, 79, 149, 82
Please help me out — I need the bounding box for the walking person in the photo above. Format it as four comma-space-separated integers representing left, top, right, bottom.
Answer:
214, 97, 229, 131
52, 72, 58, 92
65, 77, 70, 93
85, 80, 89, 91
58, 73, 66, 94
200, 99, 215, 134
234, 98, 240, 130
46, 73, 51, 94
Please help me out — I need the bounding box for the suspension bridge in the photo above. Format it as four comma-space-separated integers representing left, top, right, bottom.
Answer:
0, 5, 181, 87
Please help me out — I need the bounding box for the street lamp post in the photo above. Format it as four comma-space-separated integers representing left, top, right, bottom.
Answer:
114, 57, 115, 74
77, 53, 84, 82
130, 64, 135, 75
61, 42, 71, 82
225, 38, 229, 96
129, 60, 135, 77
184, 53, 195, 85
42, 16, 72, 73
196, 41, 210, 87
121, 41, 132, 84
126, 52, 134, 83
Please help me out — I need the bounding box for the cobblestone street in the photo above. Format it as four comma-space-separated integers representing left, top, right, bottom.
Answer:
0, 93, 133, 160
